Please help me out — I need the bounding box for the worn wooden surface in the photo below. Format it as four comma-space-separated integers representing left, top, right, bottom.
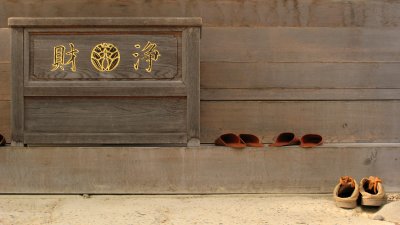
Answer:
200, 89, 400, 101
2, 0, 400, 28
11, 28, 24, 145
201, 62, 400, 89
0, 63, 10, 100
0, 101, 10, 142
200, 101, 400, 143
8, 18, 201, 146
24, 133, 187, 144
0, 145, 398, 193
201, 27, 400, 62
184, 27, 201, 146
2, 26, 400, 144
0, 28, 10, 62
8, 17, 202, 27
31, 33, 179, 80
24, 97, 187, 134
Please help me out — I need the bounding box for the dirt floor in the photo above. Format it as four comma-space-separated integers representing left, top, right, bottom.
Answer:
0, 194, 399, 225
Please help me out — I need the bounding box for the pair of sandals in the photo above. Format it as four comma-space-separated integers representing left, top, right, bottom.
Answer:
215, 133, 264, 148
269, 132, 323, 148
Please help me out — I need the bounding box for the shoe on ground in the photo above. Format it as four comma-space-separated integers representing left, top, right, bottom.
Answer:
333, 176, 359, 209
359, 176, 387, 207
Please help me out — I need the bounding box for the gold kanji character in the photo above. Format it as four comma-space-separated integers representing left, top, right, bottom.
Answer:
132, 41, 161, 73
51, 43, 79, 72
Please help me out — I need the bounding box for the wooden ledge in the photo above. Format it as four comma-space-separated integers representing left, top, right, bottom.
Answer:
8, 17, 203, 27
0, 144, 399, 194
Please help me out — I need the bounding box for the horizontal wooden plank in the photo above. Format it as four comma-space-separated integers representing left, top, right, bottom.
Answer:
0, 62, 10, 100
201, 27, 400, 62
0, 100, 10, 143
24, 133, 187, 144
24, 97, 187, 134
2, 0, 400, 28
9, 17, 202, 27
201, 89, 400, 101
201, 62, 400, 89
200, 101, 400, 143
0, 28, 10, 62
0, 145, 399, 193
24, 86, 186, 97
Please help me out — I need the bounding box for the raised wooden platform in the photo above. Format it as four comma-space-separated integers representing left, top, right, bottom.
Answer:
0, 144, 398, 194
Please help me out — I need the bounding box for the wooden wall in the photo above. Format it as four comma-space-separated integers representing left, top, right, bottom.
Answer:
1, 0, 400, 144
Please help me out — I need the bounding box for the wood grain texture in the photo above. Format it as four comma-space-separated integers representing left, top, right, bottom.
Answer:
0, 100, 10, 143
201, 62, 400, 89
0, 62, 10, 100
31, 33, 179, 80
0, 28, 10, 62
184, 27, 201, 146
9, 17, 202, 27
11, 28, 24, 144
3, 0, 400, 28
200, 89, 400, 101
200, 101, 400, 143
24, 133, 187, 144
201, 27, 400, 63
24, 97, 187, 134
0, 145, 399, 193
24, 86, 186, 97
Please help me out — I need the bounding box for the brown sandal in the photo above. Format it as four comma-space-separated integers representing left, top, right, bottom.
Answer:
239, 134, 264, 147
215, 133, 246, 148
300, 134, 323, 148
269, 132, 300, 147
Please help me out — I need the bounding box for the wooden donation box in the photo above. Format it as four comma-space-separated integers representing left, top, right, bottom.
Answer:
9, 17, 201, 146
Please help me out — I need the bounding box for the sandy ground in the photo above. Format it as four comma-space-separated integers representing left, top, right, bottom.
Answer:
0, 194, 398, 225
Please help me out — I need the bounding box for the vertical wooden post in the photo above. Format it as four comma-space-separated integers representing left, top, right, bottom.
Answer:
11, 27, 24, 147
184, 27, 201, 147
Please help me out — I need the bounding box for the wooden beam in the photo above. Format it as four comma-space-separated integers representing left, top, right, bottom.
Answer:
0, 145, 398, 193
201, 89, 400, 101
8, 17, 202, 27
201, 62, 400, 89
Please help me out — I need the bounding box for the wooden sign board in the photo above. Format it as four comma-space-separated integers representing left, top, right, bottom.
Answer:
9, 17, 201, 146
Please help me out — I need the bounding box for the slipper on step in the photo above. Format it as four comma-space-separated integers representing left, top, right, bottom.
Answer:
239, 134, 264, 147
215, 133, 246, 148
300, 134, 323, 148
269, 132, 300, 147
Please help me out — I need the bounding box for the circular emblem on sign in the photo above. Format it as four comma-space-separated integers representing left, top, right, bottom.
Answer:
91, 43, 120, 72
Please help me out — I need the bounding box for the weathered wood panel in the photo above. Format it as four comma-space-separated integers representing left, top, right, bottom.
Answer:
0, 145, 399, 193
200, 101, 400, 143
2, 0, 400, 28
201, 27, 400, 62
200, 89, 400, 101
24, 97, 187, 134
11, 28, 24, 145
201, 62, 400, 89
0, 101, 10, 143
0, 28, 10, 62
9, 17, 202, 27
31, 33, 179, 80
184, 27, 201, 146
24, 133, 187, 144
0, 63, 10, 100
